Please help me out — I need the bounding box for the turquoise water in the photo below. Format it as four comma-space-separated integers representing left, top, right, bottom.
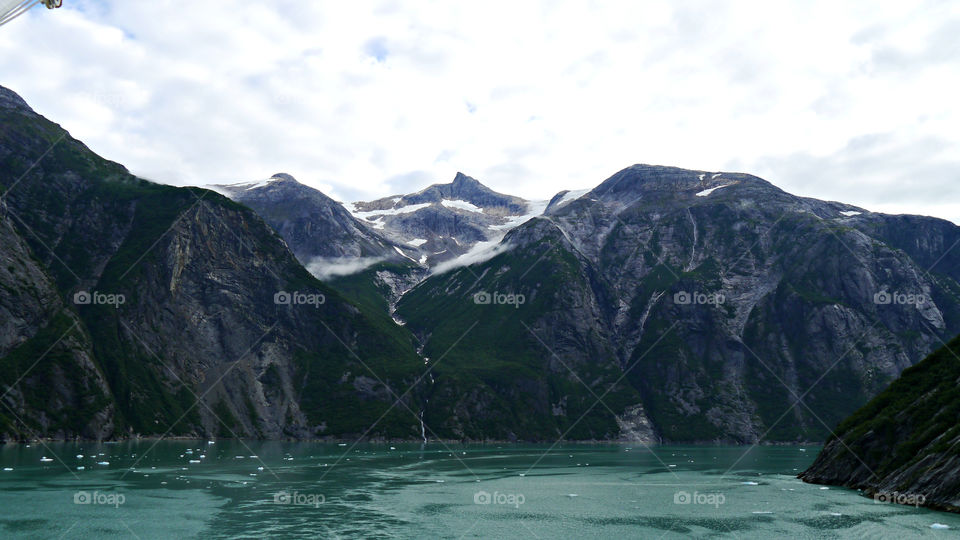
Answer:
0, 441, 957, 538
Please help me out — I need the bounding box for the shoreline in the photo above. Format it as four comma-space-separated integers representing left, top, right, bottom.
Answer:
2, 436, 826, 446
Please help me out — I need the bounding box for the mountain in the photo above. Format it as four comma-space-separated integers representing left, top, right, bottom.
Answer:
211, 173, 396, 262
212, 171, 550, 318
0, 85, 424, 441
393, 165, 960, 442
209, 173, 412, 280
800, 334, 960, 513
347, 172, 546, 267
5, 82, 960, 445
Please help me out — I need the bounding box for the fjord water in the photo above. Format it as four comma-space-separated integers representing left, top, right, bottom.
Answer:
0, 442, 956, 539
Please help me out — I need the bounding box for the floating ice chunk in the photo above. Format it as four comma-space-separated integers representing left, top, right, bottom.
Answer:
40, 457, 53, 462
931, 523, 950, 530
741, 481, 759, 485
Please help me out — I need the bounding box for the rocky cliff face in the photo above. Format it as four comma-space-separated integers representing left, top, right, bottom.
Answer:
394, 165, 960, 442
800, 335, 960, 513
0, 197, 114, 440
0, 85, 423, 441
211, 173, 402, 271
348, 172, 545, 267
4, 83, 960, 445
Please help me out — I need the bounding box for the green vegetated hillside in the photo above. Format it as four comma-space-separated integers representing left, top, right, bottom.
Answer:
4, 82, 960, 445
801, 334, 960, 513
0, 85, 423, 441
393, 165, 960, 443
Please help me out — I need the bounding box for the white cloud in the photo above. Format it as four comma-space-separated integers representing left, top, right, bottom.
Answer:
305, 256, 385, 281
0, 0, 958, 222
431, 240, 513, 276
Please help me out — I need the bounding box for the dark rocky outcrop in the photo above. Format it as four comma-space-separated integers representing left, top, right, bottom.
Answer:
0, 85, 423, 442
5, 83, 960, 445
800, 335, 960, 513
395, 165, 960, 442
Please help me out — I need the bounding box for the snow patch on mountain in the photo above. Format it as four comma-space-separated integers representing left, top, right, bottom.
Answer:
350, 202, 432, 220
696, 184, 733, 197
441, 199, 484, 213
490, 199, 549, 231
207, 176, 284, 196
554, 189, 591, 208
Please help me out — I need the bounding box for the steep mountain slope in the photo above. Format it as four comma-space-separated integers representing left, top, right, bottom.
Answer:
348, 173, 546, 267
6, 81, 960, 445
395, 165, 960, 443
210, 174, 406, 275
0, 197, 114, 440
210, 174, 426, 311
800, 335, 960, 513
213, 171, 550, 315
0, 85, 423, 441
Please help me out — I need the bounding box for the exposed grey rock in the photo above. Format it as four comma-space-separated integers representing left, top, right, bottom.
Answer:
0, 85, 423, 442
396, 165, 960, 442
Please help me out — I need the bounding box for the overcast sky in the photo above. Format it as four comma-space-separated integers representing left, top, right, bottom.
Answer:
1, 0, 958, 222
